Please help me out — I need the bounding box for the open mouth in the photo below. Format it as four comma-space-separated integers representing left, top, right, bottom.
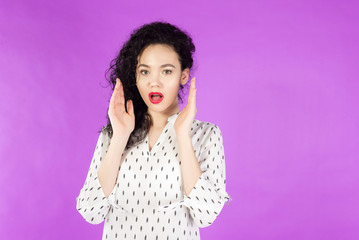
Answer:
149, 92, 164, 103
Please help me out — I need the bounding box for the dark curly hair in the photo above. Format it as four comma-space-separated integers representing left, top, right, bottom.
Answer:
98, 21, 196, 149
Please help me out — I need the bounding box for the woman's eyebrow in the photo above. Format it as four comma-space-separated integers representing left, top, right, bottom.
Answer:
137, 64, 176, 68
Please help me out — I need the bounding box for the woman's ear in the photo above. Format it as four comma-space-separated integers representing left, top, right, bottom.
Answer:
180, 68, 190, 86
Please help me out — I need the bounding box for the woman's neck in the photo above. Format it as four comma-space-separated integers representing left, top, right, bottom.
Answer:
148, 106, 180, 129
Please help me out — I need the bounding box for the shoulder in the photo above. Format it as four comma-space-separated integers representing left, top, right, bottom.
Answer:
191, 118, 223, 140
97, 128, 111, 148
191, 119, 225, 159
193, 118, 221, 131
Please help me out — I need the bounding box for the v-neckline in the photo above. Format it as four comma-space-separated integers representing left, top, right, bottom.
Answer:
146, 123, 169, 155
145, 111, 181, 155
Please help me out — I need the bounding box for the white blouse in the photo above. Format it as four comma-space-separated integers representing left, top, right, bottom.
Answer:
76, 111, 232, 240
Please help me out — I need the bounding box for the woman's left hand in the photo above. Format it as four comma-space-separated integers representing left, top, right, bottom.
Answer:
174, 77, 197, 136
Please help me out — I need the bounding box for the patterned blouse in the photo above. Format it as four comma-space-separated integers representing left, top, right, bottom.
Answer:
76, 111, 232, 239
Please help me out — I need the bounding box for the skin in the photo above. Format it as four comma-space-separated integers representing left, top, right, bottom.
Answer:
136, 44, 188, 129
98, 43, 202, 198
136, 43, 202, 197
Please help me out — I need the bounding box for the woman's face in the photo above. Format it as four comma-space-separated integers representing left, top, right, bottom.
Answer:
136, 44, 189, 114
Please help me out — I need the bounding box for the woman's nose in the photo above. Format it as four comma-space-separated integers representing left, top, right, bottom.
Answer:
149, 72, 161, 86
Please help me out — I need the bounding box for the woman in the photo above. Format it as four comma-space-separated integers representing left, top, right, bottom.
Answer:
76, 21, 231, 240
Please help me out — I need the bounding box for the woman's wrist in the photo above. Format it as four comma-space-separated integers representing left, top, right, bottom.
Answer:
112, 131, 131, 143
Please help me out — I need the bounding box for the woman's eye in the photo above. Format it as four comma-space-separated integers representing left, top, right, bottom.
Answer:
140, 70, 149, 75
164, 70, 172, 74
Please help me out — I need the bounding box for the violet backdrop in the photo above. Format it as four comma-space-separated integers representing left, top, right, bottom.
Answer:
0, 0, 358, 239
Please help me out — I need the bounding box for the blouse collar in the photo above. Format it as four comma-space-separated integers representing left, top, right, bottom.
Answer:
167, 111, 181, 124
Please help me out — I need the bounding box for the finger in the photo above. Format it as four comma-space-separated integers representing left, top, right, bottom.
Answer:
110, 79, 119, 107
188, 77, 196, 105
193, 78, 197, 107
116, 79, 125, 106
129, 100, 134, 115
188, 77, 194, 103
127, 100, 134, 116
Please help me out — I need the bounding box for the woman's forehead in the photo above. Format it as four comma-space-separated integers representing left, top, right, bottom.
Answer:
137, 44, 180, 67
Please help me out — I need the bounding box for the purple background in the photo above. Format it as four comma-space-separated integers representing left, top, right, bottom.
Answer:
1, 0, 358, 239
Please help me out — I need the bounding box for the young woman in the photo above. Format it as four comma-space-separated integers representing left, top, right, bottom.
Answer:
76, 21, 231, 240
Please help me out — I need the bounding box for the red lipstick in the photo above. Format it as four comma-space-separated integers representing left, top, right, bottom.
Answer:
149, 92, 164, 104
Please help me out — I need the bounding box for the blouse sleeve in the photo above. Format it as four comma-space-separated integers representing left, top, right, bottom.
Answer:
182, 124, 232, 228
75, 131, 119, 224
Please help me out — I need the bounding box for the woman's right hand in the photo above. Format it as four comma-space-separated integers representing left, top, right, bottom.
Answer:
108, 78, 135, 137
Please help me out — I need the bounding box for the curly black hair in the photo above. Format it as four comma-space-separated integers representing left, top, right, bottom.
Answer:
98, 21, 196, 149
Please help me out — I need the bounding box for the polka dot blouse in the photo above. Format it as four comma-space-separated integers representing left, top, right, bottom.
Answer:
76, 112, 232, 239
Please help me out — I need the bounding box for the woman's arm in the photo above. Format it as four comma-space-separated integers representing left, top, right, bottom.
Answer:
75, 131, 128, 224
97, 133, 129, 198
177, 124, 232, 228
177, 132, 203, 197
